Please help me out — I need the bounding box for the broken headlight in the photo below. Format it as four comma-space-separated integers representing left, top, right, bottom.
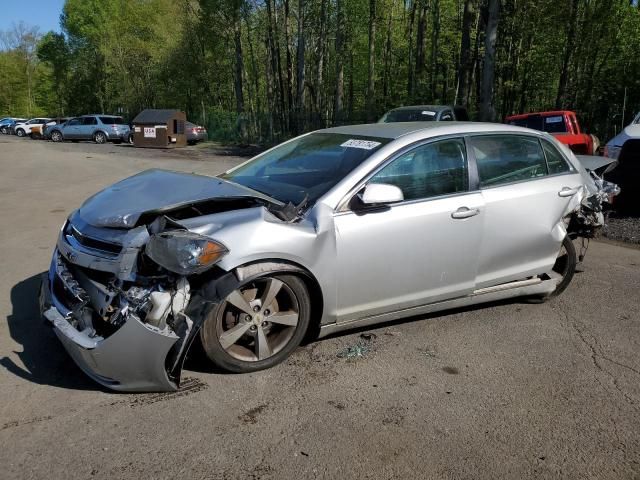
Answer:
145, 231, 228, 275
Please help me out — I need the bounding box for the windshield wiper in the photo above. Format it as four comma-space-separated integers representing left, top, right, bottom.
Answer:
269, 194, 310, 222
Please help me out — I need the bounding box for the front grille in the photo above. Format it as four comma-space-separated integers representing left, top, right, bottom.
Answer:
68, 225, 122, 254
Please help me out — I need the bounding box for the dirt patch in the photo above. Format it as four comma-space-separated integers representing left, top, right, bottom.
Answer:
239, 404, 268, 424
106, 377, 208, 408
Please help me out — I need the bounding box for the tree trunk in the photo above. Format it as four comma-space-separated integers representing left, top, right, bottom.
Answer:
555, 0, 579, 109
295, 0, 305, 133
456, 0, 474, 107
284, 0, 294, 132
406, 0, 417, 100
366, 0, 377, 122
479, 0, 499, 122
333, 0, 345, 123
316, 0, 328, 125
415, 0, 427, 97
431, 0, 441, 101
233, 18, 247, 141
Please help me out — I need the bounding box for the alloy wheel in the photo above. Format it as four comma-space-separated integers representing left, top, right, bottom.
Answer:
94, 132, 106, 144
215, 277, 300, 362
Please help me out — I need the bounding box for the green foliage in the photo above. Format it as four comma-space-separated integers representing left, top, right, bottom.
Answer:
1, 0, 639, 142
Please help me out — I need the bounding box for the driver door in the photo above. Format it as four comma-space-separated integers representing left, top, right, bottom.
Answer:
333, 137, 485, 323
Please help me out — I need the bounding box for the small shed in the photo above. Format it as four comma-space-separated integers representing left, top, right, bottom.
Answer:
132, 109, 187, 148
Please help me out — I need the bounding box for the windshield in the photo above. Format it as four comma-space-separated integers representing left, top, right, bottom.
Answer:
221, 132, 391, 204
380, 109, 438, 123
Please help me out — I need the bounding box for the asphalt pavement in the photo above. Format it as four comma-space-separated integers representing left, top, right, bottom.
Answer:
1, 134, 639, 479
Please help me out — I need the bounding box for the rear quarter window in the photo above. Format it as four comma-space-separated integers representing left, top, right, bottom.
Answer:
471, 135, 548, 188
543, 115, 567, 133
541, 140, 573, 174
99, 117, 125, 125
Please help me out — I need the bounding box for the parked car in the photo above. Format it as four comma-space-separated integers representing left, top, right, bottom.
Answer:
49, 115, 130, 144
505, 110, 599, 155
604, 111, 640, 160
186, 121, 208, 145
603, 111, 640, 214
379, 105, 469, 123
40, 117, 70, 140
40, 122, 618, 391
0, 117, 27, 134
13, 117, 51, 137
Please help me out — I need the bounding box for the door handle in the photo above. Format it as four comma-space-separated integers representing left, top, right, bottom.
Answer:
451, 207, 480, 219
558, 187, 579, 197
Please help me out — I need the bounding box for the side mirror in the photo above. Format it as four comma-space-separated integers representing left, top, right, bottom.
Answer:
360, 183, 404, 205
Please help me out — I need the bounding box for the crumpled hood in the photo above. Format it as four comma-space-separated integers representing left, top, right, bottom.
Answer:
78, 169, 270, 228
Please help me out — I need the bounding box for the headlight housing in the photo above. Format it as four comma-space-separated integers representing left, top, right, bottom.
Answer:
145, 231, 228, 275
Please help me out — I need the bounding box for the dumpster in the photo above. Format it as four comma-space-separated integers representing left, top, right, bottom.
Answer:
131, 109, 187, 148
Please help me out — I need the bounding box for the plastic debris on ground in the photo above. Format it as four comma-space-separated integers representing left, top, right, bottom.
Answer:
336, 332, 377, 358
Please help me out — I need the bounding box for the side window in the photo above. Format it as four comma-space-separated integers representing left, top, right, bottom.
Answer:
541, 140, 572, 174
440, 111, 454, 121
67, 118, 81, 126
370, 138, 468, 201
82, 117, 97, 126
543, 115, 567, 133
471, 135, 548, 188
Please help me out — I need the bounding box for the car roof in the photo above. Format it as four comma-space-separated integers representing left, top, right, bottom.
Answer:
318, 121, 538, 140
506, 110, 575, 120
387, 105, 453, 113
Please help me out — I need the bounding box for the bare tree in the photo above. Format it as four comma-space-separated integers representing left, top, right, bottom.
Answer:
456, 0, 474, 107
366, 0, 376, 122
479, 0, 499, 122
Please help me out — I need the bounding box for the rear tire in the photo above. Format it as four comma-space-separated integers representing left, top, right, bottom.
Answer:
94, 131, 107, 144
16, 128, 25, 137
531, 236, 577, 302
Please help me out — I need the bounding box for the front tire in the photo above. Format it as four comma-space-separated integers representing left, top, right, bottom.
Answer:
16, 128, 25, 137
200, 274, 311, 373
50, 131, 63, 142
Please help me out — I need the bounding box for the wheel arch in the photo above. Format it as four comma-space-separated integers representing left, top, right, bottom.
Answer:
196, 258, 325, 341
94, 129, 109, 140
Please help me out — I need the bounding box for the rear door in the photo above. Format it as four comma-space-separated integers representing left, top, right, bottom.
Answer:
334, 137, 484, 322
80, 116, 98, 139
469, 134, 582, 288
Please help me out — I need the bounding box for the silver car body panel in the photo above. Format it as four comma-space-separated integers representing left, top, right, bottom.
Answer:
41, 122, 616, 391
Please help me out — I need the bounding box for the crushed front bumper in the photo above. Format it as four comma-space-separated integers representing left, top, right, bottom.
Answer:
40, 251, 180, 392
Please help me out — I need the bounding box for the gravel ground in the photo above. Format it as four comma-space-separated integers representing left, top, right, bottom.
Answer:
602, 216, 640, 244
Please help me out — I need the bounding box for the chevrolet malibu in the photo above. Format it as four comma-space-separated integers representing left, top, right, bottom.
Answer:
40, 122, 618, 391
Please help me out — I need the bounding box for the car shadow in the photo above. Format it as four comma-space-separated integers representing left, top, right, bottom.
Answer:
183, 297, 536, 375
1, 273, 105, 391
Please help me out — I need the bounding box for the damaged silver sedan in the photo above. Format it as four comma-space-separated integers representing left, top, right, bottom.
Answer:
40, 122, 619, 391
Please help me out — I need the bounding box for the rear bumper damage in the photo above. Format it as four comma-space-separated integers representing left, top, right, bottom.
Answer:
40, 252, 180, 391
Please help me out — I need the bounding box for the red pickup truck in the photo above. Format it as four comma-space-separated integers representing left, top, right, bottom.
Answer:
505, 110, 598, 155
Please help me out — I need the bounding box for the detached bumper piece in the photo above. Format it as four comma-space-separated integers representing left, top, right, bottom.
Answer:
40, 251, 180, 392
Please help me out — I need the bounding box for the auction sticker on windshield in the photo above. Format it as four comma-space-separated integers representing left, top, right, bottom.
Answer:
341, 139, 381, 150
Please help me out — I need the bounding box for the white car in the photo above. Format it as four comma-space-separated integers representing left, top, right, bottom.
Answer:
13, 118, 51, 137
604, 111, 640, 160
